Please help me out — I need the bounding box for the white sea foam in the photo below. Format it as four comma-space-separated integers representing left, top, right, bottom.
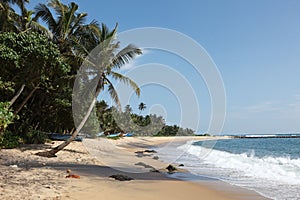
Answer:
156, 141, 300, 200
181, 143, 300, 184
244, 134, 277, 137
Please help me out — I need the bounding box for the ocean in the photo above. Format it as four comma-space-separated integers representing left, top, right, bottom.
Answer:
156, 136, 300, 200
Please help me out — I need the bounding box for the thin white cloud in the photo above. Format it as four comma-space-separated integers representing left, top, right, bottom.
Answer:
225, 95, 300, 133
233, 95, 300, 117
245, 101, 279, 113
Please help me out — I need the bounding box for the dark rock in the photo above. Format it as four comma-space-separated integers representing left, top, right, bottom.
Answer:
166, 164, 177, 172
178, 164, 184, 167
109, 174, 134, 181
153, 156, 159, 160
144, 150, 157, 153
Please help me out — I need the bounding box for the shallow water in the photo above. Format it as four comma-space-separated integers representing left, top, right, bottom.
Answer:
156, 137, 300, 200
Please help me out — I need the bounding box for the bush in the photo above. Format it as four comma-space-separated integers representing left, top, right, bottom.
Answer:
23, 130, 48, 144
0, 131, 21, 149
155, 125, 180, 136
0, 102, 15, 133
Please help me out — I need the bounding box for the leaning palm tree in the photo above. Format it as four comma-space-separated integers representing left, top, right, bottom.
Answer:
36, 24, 142, 157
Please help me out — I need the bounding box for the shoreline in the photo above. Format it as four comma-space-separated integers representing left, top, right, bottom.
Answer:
143, 137, 272, 200
78, 136, 269, 200
0, 136, 270, 200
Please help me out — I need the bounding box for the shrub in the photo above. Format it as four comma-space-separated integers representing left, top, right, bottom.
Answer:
23, 130, 48, 144
0, 102, 15, 133
0, 131, 21, 149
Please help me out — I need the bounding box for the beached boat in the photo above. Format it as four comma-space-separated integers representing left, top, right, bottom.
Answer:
106, 132, 122, 138
124, 133, 133, 137
47, 133, 83, 142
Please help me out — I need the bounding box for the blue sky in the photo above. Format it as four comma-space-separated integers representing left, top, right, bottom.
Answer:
26, 0, 300, 134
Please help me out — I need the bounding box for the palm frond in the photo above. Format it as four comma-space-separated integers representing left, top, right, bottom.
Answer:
62, 2, 80, 39
110, 71, 140, 97
68, 12, 87, 37
105, 77, 121, 111
48, 0, 66, 17
107, 23, 118, 40
88, 20, 101, 36
34, 3, 57, 31
70, 36, 98, 67
27, 20, 53, 39
112, 44, 142, 69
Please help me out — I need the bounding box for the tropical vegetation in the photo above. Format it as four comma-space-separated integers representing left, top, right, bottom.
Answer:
0, 0, 195, 152
95, 100, 194, 137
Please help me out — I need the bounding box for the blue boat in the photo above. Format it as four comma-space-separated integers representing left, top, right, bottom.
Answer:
124, 133, 134, 137
47, 133, 83, 142
106, 132, 122, 138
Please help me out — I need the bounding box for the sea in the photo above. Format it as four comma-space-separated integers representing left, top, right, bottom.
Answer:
156, 134, 300, 200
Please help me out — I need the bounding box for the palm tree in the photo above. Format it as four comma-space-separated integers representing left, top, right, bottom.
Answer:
0, 0, 48, 33
36, 24, 142, 157
16, 7, 52, 37
138, 102, 146, 114
0, 0, 53, 115
124, 105, 132, 113
34, 0, 98, 55
0, 0, 29, 32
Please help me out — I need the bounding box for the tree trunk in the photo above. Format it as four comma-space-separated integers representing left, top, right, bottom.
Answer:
9, 84, 25, 107
14, 86, 39, 115
36, 88, 100, 157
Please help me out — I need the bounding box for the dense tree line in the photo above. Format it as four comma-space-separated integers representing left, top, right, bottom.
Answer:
95, 100, 195, 136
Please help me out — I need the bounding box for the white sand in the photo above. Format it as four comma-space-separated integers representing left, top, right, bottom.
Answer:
0, 137, 269, 200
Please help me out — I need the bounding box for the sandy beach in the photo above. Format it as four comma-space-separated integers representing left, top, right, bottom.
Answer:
0, 136, 269, 200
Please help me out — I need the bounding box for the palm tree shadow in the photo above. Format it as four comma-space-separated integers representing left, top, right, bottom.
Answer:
18, 144, 53, 151
27, 162, 171, 181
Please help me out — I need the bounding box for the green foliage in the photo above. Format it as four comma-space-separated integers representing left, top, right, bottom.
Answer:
0, 31, 72, 134
0, 32, 70, 79
0, 78, 14, 93
138, 102, 146, 114
155, 125, 180, 136
96, 102, 195, 136
155, 125, 195, 137
131, 114, 151, 127
23, 130, 48, 144
0, 102, 15, 133
0, 0, 142, 153
96, 103, 161, 135
0, 131, 21, 149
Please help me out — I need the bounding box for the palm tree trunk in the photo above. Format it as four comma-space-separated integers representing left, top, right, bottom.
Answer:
14, 86, 39, 115
9, 84, 25, 107
36, 87, 101, 157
